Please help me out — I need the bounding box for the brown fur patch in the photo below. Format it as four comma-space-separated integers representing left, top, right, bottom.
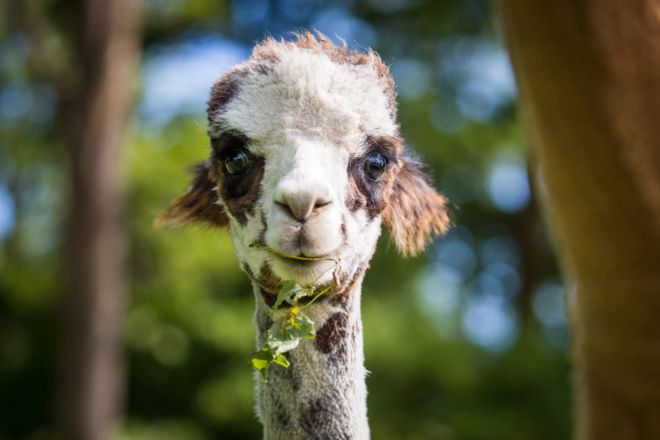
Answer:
315, 312, 349, 354
207, 67, 247, 123
346, 176, 367, 214
242, 263, 254, 278
382, 156, 450, 256
300, 393, 351, 440
156, 161, 229, 228
256, 263, 282, 300
259, 263, 279, 287
328, 336, 348, 368
207, 61, 273, 124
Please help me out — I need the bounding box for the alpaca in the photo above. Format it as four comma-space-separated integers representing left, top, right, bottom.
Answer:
160, 33, 449, 440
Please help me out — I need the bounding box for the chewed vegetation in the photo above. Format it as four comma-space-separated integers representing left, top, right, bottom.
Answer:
248, 243, 337, 380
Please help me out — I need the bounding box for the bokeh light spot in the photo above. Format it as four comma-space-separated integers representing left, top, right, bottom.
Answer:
486, 155, 530, 213
462, 295, 518, 351
390, 59, 431, 100
437, 37, 516, 122
532, 281, 566, 328
0, 185, 15, 239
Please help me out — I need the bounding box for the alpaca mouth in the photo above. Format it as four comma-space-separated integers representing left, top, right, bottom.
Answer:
271, 255, 334, 276
250, 242, 338, 264
277, 252, 334, 263
269, 251, 337, 273
250, 242, 339, 283
272, 256, 337, 287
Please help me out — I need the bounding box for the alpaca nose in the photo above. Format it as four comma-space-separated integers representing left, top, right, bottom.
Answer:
274, 182, 333, 222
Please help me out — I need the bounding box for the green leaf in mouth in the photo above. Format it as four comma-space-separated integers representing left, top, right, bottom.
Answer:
249, 281, 331, 382
247, 242, 339, 382
272, 280, 305, 310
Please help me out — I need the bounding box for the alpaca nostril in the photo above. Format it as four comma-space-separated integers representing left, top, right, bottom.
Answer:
314, 199, 332, 210
275, 201, 297, 221
276, 195, 332, 222
276, 197, 311, 222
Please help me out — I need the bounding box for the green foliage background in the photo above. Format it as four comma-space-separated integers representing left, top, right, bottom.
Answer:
0, 0, 570, 438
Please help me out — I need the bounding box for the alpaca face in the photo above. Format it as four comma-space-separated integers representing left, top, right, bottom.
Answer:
161, 34, 450, 292
212, 44, 401, 287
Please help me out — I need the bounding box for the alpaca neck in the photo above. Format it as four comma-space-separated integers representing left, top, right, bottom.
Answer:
253, 278, 369, 440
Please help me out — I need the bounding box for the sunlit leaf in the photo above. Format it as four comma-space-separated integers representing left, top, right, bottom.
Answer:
273, 353, 289, 368
266, 331, 300, 353
252, 280, 326, 379
250, 347, 275, 381
272, 280, 304, 310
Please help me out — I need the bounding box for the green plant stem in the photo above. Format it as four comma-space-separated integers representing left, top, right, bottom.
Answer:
299, 285, 332, 311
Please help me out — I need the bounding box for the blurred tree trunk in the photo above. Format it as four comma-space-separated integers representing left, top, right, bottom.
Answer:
56, 0, 141, 439
512, 174, 543, 327
500, 0, 660, 438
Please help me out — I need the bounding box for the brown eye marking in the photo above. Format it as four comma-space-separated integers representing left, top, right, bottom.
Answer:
345, 135, 403, 219
210, 130, 264, 224
211, 129, 250, 162
364, 134, 403, 156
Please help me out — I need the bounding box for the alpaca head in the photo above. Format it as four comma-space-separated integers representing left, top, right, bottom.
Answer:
161, 33, 449, 293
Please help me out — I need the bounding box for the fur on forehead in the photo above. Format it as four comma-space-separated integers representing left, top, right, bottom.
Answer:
207, 33, 399, 149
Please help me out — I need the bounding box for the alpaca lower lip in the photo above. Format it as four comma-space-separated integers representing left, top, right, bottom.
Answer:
274, 254, 327, 266
270, 253, 338, 281
250, 242, 335, 262
256, 244, 336, 263
267, 256, 335, 289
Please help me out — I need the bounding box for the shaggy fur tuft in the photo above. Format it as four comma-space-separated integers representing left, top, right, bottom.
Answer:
383, 156, 451, 256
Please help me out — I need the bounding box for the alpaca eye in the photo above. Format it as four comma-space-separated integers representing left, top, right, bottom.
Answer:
364, 152, 387, 180
224, 149, 252, 175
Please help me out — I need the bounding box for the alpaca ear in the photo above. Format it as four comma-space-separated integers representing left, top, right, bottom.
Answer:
156, 161, 229, 228
382, 156, 450, 256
